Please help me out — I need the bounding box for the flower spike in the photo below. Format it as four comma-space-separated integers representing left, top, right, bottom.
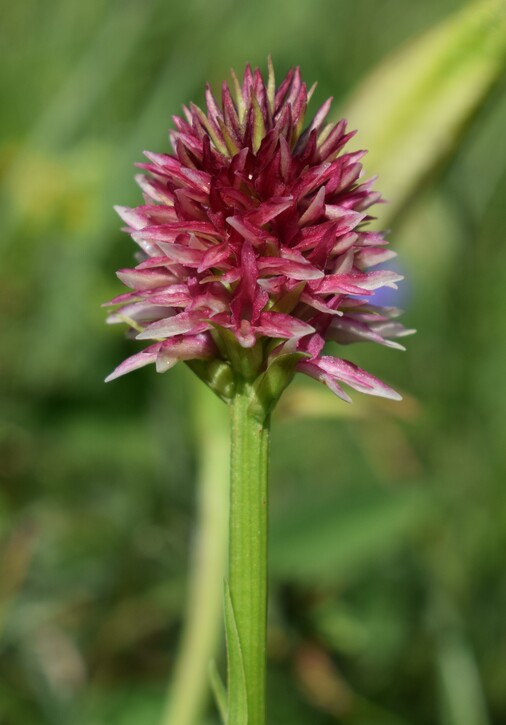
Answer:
105, 61, 413, 405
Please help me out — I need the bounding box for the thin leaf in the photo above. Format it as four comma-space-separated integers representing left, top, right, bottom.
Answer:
432, 596, 491, 725
208, 659, 228, 724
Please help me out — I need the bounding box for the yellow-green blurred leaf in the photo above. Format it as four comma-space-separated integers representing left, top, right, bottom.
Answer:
342, 0, 506, 225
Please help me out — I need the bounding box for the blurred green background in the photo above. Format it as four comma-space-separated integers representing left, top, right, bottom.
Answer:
1, 0, 506, 723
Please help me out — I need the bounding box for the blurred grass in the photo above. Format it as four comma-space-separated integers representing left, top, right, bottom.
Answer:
1, 0, 506, 723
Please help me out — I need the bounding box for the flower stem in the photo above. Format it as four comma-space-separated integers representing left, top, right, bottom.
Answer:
228, 381, 270, 725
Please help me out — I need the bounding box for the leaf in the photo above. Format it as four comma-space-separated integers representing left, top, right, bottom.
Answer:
435, 631, 491, 725
341, 0, 506, 226
270, 489, 431, 581
224, 580, 248, 725
431, 593, 491, 725
208, 660, 228, 724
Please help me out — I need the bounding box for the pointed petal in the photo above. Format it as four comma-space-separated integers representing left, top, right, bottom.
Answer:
370, 321, 416, 339
246, 197, 293, 225
327, 317, 406, 350
325, 206, 366, 231
296, 360, 352, 403
198, 241, 231, 272
299, 187, 326, 226
258, 257, 324, 281
226, 215, 271, 244
156, 333, 217, 372
257, 312, 315, 341
106, 302, 174, 325
155, 242, 204, 266
116, 268, 176, 291
355, 247, 397, 268
353, 270, 404, 290
133, 221, 220, 242
332, 249, 355, 275
114, 206, 150, 230
312, 274, 373, 296
136, 311, 211, 340
317, 356, 402, 400
299, 292, 343, 316
230, 240, 267, 324
105, 344, 162, 382
315, 270, 403, 294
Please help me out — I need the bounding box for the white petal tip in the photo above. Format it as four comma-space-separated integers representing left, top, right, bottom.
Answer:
386, 341, 406, 351
387, 391, 403, 402
156, 357, 177, 373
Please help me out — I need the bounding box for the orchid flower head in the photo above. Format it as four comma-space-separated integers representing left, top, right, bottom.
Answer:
105, 60, 414, 408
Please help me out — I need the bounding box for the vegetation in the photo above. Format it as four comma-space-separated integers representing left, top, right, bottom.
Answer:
1, 1, 505, 723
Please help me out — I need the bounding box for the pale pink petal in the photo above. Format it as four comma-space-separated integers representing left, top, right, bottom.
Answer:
355, 247, 397, 268
257, 312, 315, 340
317, 356, 402, 400
105, 344, 162, 382
258, 257, 324, 281
299, 292, 343, 315
116, 268, 176, 291
299, 187, 326, 226
312, 275, 373, 295
136, 311, 211, 340
156, 333, 217, 371
353, 270, 403, 290
155, 242, 204, 266
106, 303, 174, 324
296, 360, 352, 403
327, 317, 406, 350
114, 206, 150, 230
370, 321, 416, 339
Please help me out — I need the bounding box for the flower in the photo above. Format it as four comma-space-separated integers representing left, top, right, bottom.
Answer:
105, 60, 414, 406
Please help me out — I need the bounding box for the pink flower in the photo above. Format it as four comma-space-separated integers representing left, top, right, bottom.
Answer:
105, 61, 414, 404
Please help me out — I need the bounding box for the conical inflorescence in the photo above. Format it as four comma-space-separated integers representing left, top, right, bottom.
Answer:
105, 60, 414, 404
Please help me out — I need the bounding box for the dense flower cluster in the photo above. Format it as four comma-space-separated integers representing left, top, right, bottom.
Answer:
105, 61, 413, 403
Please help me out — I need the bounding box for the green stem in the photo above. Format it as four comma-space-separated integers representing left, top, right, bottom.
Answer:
228, 382, 270, 725
162, 383, 229, 725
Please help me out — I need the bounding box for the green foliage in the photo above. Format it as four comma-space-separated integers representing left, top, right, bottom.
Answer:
208, 660, 227, 724
342, 0, 506, 226
270, 488, 432, 581
1, 0, 506, 723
